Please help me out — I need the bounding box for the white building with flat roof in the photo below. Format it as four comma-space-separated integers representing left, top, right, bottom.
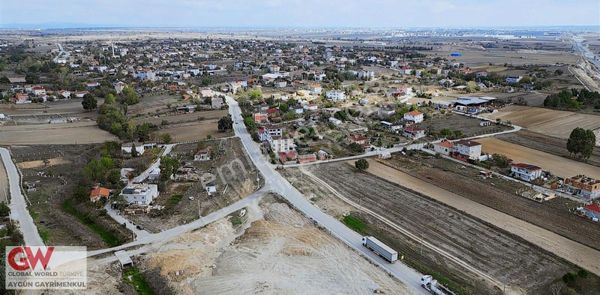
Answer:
120, 183, 158, 206
326, 90, 346, 101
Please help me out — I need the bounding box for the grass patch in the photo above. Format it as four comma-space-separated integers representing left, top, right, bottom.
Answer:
342, 214, 367, 234
230, 215, 243, 226
62, 198, 123, 247
167, 194, 183, 207
123, 267, 153, 295
38, 228, 50, 244
165, 194, 183, 212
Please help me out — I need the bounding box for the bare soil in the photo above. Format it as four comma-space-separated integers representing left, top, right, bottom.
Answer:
421, 112, 510, 138
139, 196, 412, 295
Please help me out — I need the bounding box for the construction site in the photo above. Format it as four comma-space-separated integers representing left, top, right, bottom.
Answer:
81, 195, 412, 295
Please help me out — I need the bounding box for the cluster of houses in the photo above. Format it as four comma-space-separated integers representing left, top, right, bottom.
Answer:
432, 139, 600, 204
7, 81, 91, 104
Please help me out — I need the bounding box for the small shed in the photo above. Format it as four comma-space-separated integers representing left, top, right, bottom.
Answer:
115, 250, 133, 268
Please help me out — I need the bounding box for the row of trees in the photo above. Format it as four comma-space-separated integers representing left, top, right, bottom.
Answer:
544, 89, 600, 110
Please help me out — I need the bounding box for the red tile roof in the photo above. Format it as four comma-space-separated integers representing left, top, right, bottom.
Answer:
585, 204, 600, 213
406, 111, 423, 116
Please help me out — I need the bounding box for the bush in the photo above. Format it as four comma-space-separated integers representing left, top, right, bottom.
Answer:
355, 159, 369, 171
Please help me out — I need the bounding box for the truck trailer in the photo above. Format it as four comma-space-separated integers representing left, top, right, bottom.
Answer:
361, 236, 398, 263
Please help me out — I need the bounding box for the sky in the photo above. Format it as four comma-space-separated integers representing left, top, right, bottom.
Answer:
1, 0, 599, 29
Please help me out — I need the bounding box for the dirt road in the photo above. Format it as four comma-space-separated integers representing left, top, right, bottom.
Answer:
477, 137, 600, 179
364, 159, 600, 277
482, 105, 600, 142
0, 122, 117, 145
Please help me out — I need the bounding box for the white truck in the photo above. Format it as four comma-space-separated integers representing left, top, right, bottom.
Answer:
420, 275, 455, 295
361, 236, 398, 263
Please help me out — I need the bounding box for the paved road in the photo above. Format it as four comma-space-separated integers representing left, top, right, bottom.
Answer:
105, 143, 176, 240
0, 147, 44, 246
132, 143, 175, 183
88, 189, 264, 257
225, 95, 428, 294
104, 203, 150, 239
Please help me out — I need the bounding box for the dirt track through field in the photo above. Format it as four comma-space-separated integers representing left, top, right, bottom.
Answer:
363, 159, 600, 277
477, 137, 600, 179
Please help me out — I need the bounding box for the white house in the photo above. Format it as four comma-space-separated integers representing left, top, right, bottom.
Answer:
453, 140, 482, 160
198, 89, 212, 99
270, 137, 295, 153
433, 139, 454, 155
194, 147, 212, 161
329, 117, 342, 126
120, 184, 159, 206
403, 126, 426, 139
510, 163, 543, 182
404, 111, 424, 123
114, 81, 126, 94
326, 90, 346, 101
121, 143, 145, 155
505, 76, 522, 84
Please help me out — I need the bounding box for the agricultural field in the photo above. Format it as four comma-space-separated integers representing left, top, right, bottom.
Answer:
428, 43, 579, 67
477, 137, 600, 179
496, 129, 600, 167
373, 154, 600, 253
0, 122, 118, 145
482, 105, 600, 143
285, 162, 579, 294
151, 119, 231, 143
126, 93, 180, 116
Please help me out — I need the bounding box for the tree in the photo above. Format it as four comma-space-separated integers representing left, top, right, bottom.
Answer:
567, 127, 596, 160
218, 116, 233, 131
160, 133, 172, 144
160, 156, 179, 181
104, 93, 116, 104
247, 88, 262, 100
0, 202, 9, 218
82, 94, 97, 110
121, 86, 140, 105
355, 159, 369, 171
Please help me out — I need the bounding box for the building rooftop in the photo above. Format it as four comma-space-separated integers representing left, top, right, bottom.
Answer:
511, 163, 542, 171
